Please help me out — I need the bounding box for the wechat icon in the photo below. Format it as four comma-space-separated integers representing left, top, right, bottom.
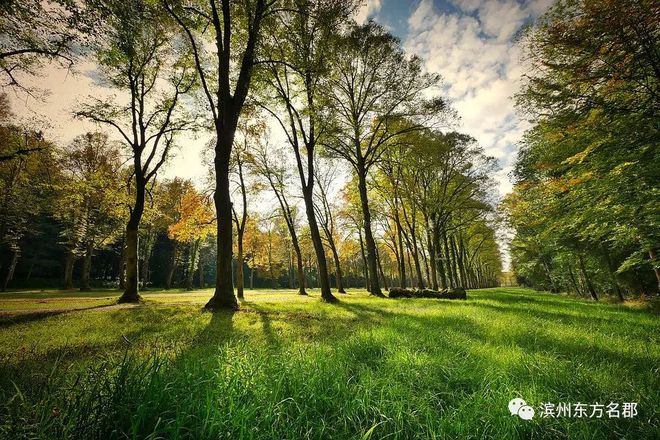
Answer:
509, 398, 535, 420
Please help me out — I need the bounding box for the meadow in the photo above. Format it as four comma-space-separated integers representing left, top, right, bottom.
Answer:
0, 287, 657, 439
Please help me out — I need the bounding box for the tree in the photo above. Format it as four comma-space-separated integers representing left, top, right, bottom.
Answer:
54, 132, 125, 290
169, 190, 216, 290
508, 0, 660, 297
313, 157, 346, 293
77, 0, 195, 302
230, 117, 263, 299
0, 112, 56, 291
374, 127, 497, 290
250, 142, 307, 294
0, 1, 89, 97
324, 22, 444, 296
257, 0, 360, 302
0, 94, 48, 162
165, 0, 278, 310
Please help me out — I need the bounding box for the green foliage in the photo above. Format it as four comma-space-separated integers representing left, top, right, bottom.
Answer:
53, 132, 126, 258
0, 105, 58, 261
0, 0, 90, 96
506, 0, 660, 297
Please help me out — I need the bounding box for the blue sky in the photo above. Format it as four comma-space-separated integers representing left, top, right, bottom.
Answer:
357, 0, 554, 195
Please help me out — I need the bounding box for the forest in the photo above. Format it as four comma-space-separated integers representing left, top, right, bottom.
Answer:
0, 0, 658, 439
0, 0, 504, 304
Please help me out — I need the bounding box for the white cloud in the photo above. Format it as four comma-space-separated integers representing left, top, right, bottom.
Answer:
355, 0, 383, 24
405, 0, 550, 198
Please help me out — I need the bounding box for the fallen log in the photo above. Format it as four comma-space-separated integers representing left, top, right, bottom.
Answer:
387, 287, 467, 300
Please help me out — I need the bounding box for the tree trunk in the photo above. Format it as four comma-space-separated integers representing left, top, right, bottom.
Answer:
2, 247, 19, 292
302, 186, 336, 301
63, 249, 75, 290
457, 237, 469, 288
604, 250, 624, 301
187, 239, 200, 291
432, 223, 447, 289
421, 241, 431, 287
357, 169, 382, 297
649, 248, 660, 294
199, 246, 204, 289
236, 231, 245, 299
358, 227, 370, 291
578, 254, 598, 300
293, 240, 306, 295
278, 202, 306, 295
541, 259, 557, 293
287, 243, 294, 288
140, 236, 152, 290
412, 244, 424, 289
207, 143, 238, 310
395, 212, 407, 288
442, 229, 454, 288
80, 241, 93, 291
328, 238, 346, 293
118, 175, 146, 303
427, 229, 438, 290
376, 245, 389, 290
119, 225, 140, 302
449, 234, 461, 287
165, 242, 178, 290
567, 264, 582, 296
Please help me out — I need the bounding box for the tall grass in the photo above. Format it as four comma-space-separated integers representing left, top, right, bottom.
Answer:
0, 288, 658, 439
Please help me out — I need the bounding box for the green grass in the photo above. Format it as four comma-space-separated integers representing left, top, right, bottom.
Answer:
0, 287, 658, 439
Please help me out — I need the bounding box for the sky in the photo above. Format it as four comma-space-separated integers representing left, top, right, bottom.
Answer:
357, 0, 554, 195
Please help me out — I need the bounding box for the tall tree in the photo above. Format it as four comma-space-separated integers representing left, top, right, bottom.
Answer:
313, 157, 346, 293
250, 142, 307, 295
258, 0, 360, 302
0, 127, 56, 290
54, 132, 125, 291
165, 0, 278, 310
77, 0, 195, 302
230, 117, 262, 299
324, 22, 443, 296
169, 190, 216, 290
508, 0, 660, 296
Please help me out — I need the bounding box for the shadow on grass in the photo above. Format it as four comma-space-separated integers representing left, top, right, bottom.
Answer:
472, 301, 657, 333
0, 303, 129, 329
332, 299, 658, 396
2, 289, 658, 440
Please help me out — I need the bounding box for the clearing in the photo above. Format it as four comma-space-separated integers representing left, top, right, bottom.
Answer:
0, 287, 657, 439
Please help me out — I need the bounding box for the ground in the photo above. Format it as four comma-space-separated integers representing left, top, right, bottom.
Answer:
0, 287, 658, 439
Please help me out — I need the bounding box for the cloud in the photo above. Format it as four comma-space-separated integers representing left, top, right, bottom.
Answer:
355, 0, 383, 24
405, 0, 550, 197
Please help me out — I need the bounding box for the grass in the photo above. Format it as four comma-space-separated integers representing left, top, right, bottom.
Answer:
0, 287, 658, 439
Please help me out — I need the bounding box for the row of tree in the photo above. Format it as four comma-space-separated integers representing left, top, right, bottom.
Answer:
0, 116, 502, 296
0, 0, 503, 308
503, 0, 659, 299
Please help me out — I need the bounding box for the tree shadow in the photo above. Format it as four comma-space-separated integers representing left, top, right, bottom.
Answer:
471, 301, 658, 333
0, 303, 133, 329
332, 299, 658, 399
190, 308, 237, 348
241, 302, 280, 348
